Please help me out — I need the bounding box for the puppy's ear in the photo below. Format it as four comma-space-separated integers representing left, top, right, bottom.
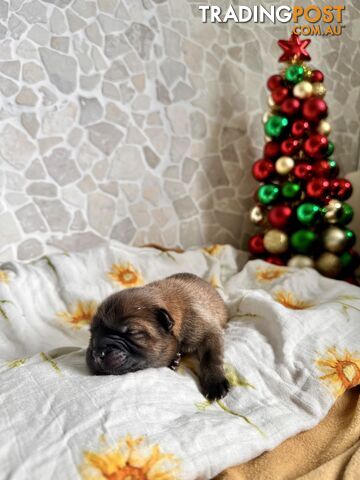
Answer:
156, 308, 174, 333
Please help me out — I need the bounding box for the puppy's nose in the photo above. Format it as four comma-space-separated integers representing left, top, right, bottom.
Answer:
92, 349, 108, 360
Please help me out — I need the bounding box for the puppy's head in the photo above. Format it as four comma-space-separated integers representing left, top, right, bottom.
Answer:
86, 287, 179, 375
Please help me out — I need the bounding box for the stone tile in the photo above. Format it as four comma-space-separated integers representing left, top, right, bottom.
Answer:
26, 182, 57, 197
15, 204, 47, 233
87, 192, 115, 235
70, 210, 86, 231
16, 86, 38, 105
79, 96, 103, 126
28, 25, 50, 45
77, 175, 96, 193
48, 232, 105, 251
17, 238, 43, 260
104, 33, 130, 58
180, 218, 203, 248
44, 148, 81, 186
0, 124, 36, 169
50, 36, 70, 53
0, 76, 18, 96
39, 47, 77, 94
201, 155, 229, 187
18, 0, 47, 24
0, 212, 22, 249
42, 102, 76, 136
21, 113, 40, 138
72, 0, 96, 18
66, 9, 86, 32
35, 198, 71, 232
105, 103, 129, 127
85, 22, 102, 46
87, 122, 123, 154
104, 59, 128, 81
22, 61, 45, 83
49, 7, 67, 34
173, 195, 198, 220
109, 145, 144, 180
80, 73, 101, 90
110, 217, 136, 244
181, 157, 198, 183
125, 22, 154, 60
143, 146, 160, 169
0, 60, 20, 79
129, 201, 151, 228
25, 159, 46, 180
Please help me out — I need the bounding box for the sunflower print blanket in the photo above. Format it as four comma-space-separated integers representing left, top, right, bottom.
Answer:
0, 242, 359, 480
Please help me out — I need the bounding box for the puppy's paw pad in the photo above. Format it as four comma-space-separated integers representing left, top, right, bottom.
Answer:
202, 377, 230, 402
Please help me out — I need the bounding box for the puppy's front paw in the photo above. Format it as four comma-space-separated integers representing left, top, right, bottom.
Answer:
201, 375, 230, 401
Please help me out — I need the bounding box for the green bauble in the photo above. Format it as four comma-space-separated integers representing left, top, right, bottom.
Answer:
345, 228, 356, 248
291, 230, 318, 254
297, 203, 321, 226
264, 115, 289, 138
285, 65, 304, 83
338, 203, 354, 225
257, 184, 280, 205
340, 251, 353, 269
282, 182, 301, 199
326, 141, 335, 157
328, 159, 338, 174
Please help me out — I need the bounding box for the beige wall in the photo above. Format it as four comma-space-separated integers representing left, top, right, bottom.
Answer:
0, 0, 359, 261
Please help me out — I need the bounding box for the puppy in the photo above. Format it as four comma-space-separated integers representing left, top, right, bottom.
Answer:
87, 273, 230, 400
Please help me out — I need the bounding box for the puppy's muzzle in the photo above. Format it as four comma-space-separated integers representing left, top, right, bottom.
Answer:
91, 347, 127, 371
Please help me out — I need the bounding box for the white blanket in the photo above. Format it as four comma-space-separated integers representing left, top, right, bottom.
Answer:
0, 242, 360, 480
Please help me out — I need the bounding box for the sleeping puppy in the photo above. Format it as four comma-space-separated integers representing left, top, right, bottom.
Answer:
86, 273, 230, 401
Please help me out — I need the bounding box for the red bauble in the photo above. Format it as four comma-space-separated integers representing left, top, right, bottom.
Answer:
252, 159, 275, 182
306, 177, 330, 200
302, 97, 328, 122
268, 205, 293, 229
294, 163, 313, 180
291, 119, 310, 138
272, 86, 290, 105
313, 160, 331, 178
330, 178, 353, 200
280, 98, 301, 116
265, 256, 285, 266
264, 141, 281, 160
304, 134, 328, 159
311, 70, 324, 83
248, 234, 266, 255
281, 138, 300, 156
267, 75, 283, 91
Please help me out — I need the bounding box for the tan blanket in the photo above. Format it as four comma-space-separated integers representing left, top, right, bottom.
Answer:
217, 387, 360, 480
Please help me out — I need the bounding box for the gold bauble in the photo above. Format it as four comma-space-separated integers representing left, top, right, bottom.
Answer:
268, 95, 276, 108
312, 82, 326, 97
250, 205, 265, 225
293, 81, 313, 99
303, 67, 313, 80
275, 156, 295, 175
264, 229, 288, 254
322, 227, 347, 253
324, 199, 342, 224
288, 255, 314, 268
318, 120, 331, 136
262, 111, 273, 124
316, 252, 341, 278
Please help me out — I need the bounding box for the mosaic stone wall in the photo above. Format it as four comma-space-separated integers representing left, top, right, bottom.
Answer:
0, 0, 359, 261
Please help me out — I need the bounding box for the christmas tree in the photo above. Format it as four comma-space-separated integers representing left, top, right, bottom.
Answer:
249, 33, 359, 281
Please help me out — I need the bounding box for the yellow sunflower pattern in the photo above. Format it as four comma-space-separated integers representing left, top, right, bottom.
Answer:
274, 290, 313, 310
0, 270, 9, 284
256, 267, 286, 282
57, 300, 97, 329
107, 263, 144, 288
316, 347, 360, 397
80, 435, 180, 480
203, 244, 224, 256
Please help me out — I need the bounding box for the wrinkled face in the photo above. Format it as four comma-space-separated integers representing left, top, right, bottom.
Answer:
86, 289, 179, 375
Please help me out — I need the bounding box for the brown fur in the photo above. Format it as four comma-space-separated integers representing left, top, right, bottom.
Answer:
87, 273, 230, 400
